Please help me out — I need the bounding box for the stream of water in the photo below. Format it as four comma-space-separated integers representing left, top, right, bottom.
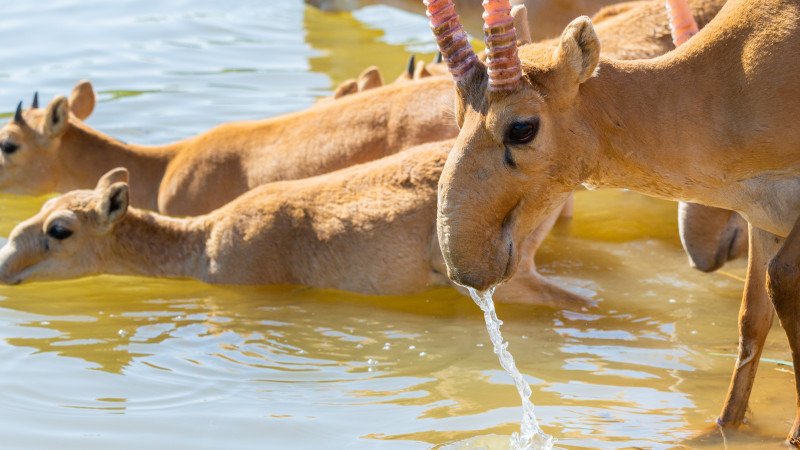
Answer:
468, 287, 554, 450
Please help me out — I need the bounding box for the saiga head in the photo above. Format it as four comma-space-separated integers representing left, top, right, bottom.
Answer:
0, 168, 129, 285
429, 0, 601, 289
0, 80, 96, 195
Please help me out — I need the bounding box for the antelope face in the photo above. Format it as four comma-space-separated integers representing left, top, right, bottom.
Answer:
0, 81, 95, 195
0, 168, 129, 285
429, 0, 602, 290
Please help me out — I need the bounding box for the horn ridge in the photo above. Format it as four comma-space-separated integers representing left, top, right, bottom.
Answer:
32, 92, 39, 109
666, 0, 699, 46
424, 0, 478, 81
482, 0, 522, 90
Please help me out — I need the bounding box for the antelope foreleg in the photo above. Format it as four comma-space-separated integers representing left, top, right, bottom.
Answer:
717, 226, 777, 427
767, 215, 800, 447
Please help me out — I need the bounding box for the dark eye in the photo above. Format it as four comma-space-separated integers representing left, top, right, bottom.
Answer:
46, 224, 73, 240
0, 142, 19, 154
505, 119, 539, 145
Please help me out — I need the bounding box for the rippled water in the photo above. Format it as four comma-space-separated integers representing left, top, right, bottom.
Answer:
0, 1, 794, 449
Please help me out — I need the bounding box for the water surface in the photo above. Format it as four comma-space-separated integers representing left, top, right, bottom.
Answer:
0, 1, 793, 448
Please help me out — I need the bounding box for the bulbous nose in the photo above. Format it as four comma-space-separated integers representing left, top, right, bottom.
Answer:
442, 239, 515, 291
0, 242, 23, 285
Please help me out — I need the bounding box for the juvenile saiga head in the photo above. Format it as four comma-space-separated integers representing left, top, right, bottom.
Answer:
0, 168, 129, 285
0, 81, 96, 195
430, 0, 602, 290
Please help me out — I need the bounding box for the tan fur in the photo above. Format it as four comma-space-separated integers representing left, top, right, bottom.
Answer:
0, 143, 591, 308
436, 0, 800, 443
315, 65, 387, 106
0, 77, 457, 215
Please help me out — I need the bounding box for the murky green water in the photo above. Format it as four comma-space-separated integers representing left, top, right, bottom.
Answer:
0, 1, 793, 449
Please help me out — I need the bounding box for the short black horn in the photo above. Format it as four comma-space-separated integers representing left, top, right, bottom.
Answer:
406, 54, 416, 76
434, 51, 443, 64
14, 101, 24, 124
32, 92, 39, 109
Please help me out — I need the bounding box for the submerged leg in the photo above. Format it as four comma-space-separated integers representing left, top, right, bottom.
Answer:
493, 201, 594, 308
766, 215, 800, 446
717, 225, 778, 427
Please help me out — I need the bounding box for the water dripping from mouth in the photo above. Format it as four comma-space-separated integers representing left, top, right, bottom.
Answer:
468, 286, 554, 450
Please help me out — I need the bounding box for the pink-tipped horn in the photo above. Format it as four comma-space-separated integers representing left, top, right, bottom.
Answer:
666, 0, 699, 47
424, 0, 478, 81
482, 0, 522, 90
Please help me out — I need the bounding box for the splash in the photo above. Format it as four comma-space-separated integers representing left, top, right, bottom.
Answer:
468, 287, 554, 450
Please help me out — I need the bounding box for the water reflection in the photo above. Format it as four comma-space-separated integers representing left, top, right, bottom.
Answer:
0, 0, 797, 448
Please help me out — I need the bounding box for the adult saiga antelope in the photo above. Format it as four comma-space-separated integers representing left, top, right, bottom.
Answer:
429, 0, 800, 445
0, 141, 592, 308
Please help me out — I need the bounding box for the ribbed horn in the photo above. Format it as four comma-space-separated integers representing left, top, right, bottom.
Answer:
14, 101, 24, 124
424, 0, 478, 81
666, 0, 699, 46
32, 92, 39, 109
483, 0, 522, 90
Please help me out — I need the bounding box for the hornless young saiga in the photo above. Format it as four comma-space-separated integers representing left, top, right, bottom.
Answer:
0, 141, 592, 308
429, 0, 800, 445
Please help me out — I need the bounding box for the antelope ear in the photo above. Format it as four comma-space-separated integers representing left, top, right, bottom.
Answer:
413, 61, 432, 80
511, 5, 532, 45
333, 79, 358, 99
96, 167, 130, 191
69, 80, 96, 120
357, 66, 383, 92
43, 96, 70, 138
552, 16, 601, 86
97, 182, 130, 227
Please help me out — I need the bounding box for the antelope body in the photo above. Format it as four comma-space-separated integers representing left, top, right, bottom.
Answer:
0, 142, 590, 308
0, 77, 456, 216
429, 0, 800, 444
